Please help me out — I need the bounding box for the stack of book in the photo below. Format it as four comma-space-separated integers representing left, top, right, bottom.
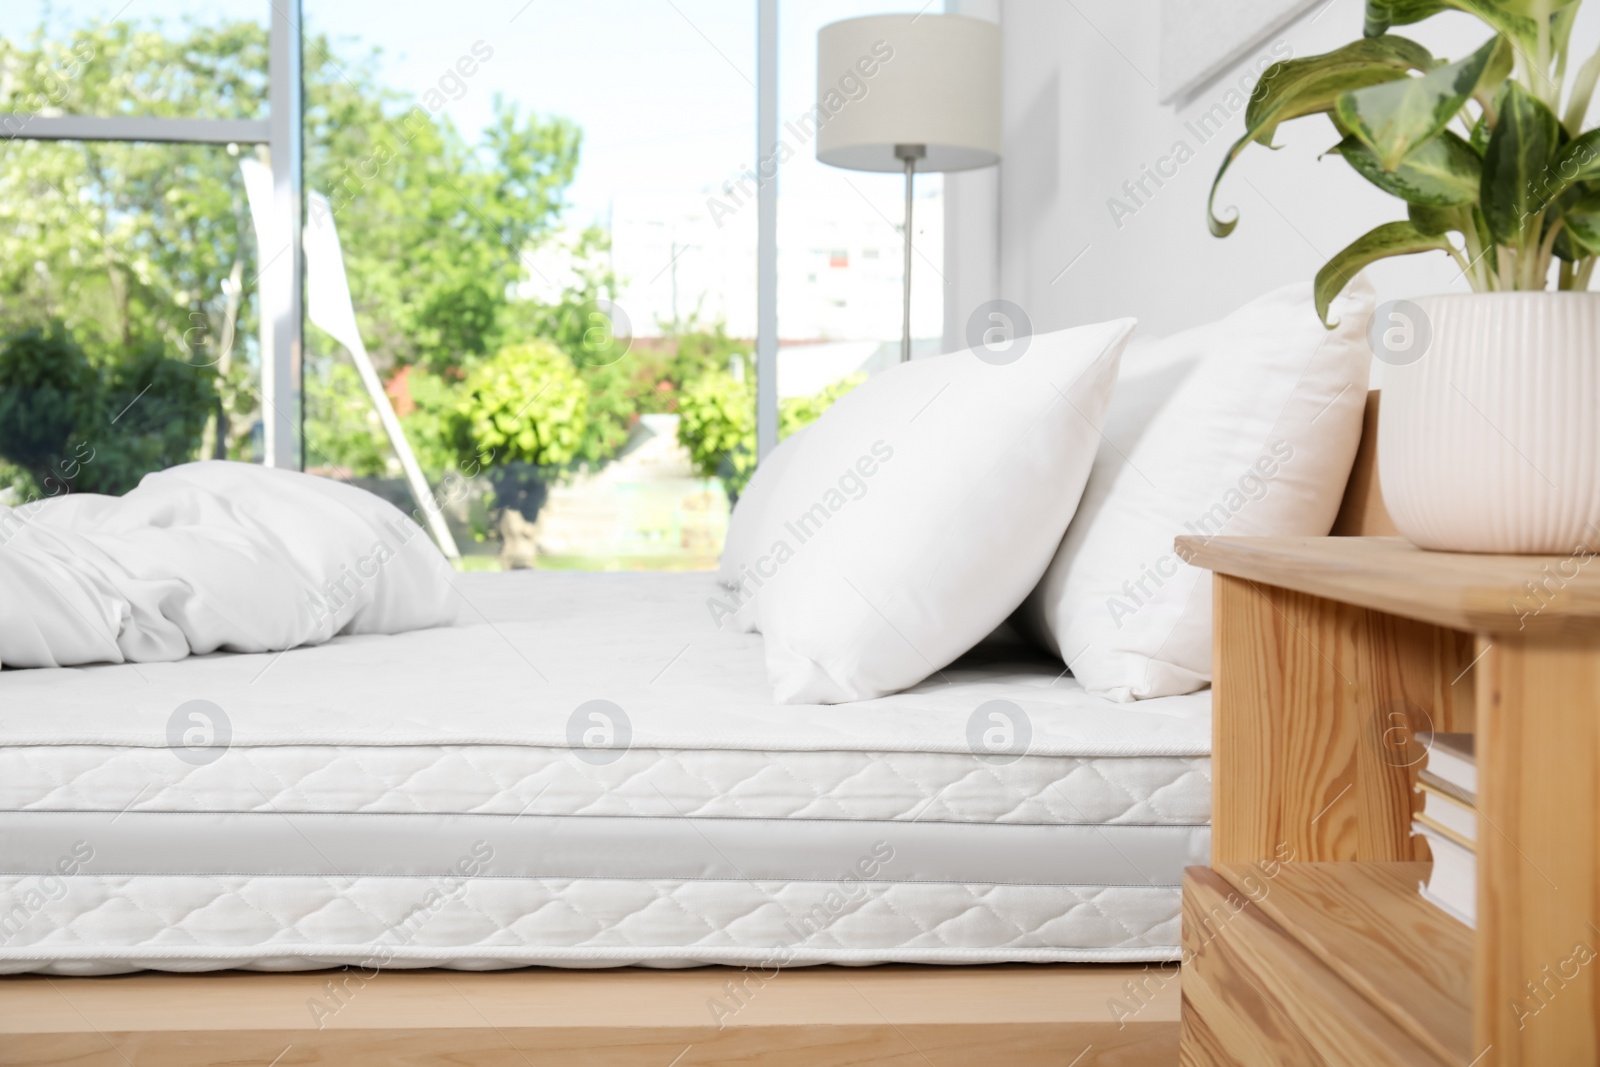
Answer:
1414, 732, 1476, 927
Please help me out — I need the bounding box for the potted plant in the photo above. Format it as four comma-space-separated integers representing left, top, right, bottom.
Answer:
1210, 1, 1600, 553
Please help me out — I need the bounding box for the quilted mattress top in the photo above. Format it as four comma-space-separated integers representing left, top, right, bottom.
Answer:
0, 571, 1210, 758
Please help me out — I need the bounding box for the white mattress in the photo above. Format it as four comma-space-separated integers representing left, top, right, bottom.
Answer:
0, 571, 1210, 974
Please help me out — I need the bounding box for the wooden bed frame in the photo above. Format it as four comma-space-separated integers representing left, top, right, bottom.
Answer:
0, 394, 1393, 1067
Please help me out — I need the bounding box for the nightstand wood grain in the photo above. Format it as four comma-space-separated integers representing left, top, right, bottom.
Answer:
1180, 534, 1600, 1066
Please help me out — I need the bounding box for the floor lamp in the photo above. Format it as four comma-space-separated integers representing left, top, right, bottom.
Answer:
816, 14, 1001, 363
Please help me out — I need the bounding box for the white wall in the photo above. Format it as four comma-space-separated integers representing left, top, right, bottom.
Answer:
942, 0, 1002, 353
985, 0, 1600, 341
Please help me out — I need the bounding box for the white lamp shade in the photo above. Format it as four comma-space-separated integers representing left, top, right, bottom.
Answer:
815, 13, 1001, 174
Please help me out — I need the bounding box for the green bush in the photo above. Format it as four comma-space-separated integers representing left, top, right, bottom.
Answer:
0, 326, 102, 483
573, 351, 675, 466
663, 318, 753, 388
397, 367, 462, 475
304, 359, 391, 477
448, 340, 587, 469
676, 369, 756, 494
782, 373, 865, 436
676, 370, 865, 498
86, 340, 219, 494
0, 326, 215, 496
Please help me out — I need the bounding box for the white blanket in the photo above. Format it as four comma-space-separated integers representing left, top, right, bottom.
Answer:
0, 462, 458, 669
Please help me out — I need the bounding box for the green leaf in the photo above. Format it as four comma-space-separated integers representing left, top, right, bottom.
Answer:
1408, 202, 1459, 234
1208, 35, 1435, 236
1480, 81, 1563, 244
1548, 128, 1600, 197
1474, 30, 1517, 111
1469, 113, 1492, 156
1561, 188, 1600, 254
1335, 35, 1505, 172
1315, 220, 1455, 325
1488, 0, 1583, 14
1364, 0, 1452, 37
1333, 130, 1481, 205
1364, 1, 1542, 57
1242, 37, 1436, 143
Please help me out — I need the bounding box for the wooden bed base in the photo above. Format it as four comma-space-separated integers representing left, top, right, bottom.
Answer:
0, 394, 1391, 1066
0, 964, 1177, 1065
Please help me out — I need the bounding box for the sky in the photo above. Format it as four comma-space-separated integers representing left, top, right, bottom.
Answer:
0, 0, 921, 226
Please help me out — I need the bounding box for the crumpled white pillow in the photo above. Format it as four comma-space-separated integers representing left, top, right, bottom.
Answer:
729, 317, 1135, 704
1020, 278, 1375, 701
0, 461, 458, 668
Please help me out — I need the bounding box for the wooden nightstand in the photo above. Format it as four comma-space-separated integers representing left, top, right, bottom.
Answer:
1175, 535, 1600, 1067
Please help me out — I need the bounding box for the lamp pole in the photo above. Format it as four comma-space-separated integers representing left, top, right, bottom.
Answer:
755, 0, 779, 459
894, 143, 925, 364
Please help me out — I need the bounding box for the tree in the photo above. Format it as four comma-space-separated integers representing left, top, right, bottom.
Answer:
0, 22, 260, 365
0, 325, 216, 496
567, 315, 755, 471
661, 315, 753, 388
93, 338, 218, 493
0, 327, 102, 492
0, 17, 584, 483
308, 82, 581, 376
0, 16, 788, 507
304, 361, 391, 478
570, 351, 677, 467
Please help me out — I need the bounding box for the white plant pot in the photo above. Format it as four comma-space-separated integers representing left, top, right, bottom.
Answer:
1378, 291, 1600, 554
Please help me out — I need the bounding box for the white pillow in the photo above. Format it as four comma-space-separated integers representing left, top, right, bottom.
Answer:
717, 426, 808, 591
739, 318, 1135, 704
1021, 278, 1374, 701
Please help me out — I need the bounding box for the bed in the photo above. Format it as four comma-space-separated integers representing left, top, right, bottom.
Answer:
1, 569, 1210, 975
0, 391, 1391, 1064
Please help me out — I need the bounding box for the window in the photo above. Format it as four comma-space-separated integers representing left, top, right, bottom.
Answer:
0, 1, 267, 505
0, 2, 898, 572
299, 1, 757, 571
